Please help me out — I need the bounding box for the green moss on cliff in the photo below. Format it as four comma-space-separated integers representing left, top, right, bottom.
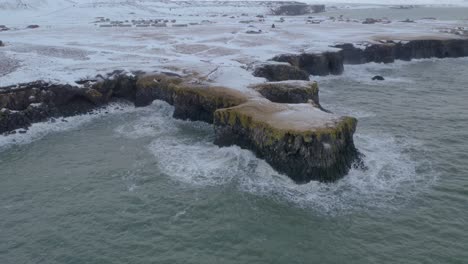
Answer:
215, 105, 357, 147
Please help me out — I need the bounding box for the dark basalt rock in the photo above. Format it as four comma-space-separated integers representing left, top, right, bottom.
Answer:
0, 81, 103, 133
0, 40, 4, 47
0, 72, 250, 133
253, 63, 310, 81
335, 39, 468, 65
272, 51, 344, 76
372, 75, 385, 81
271, 4, 325, 16
214, 100, 359, 183
250, 81, 319, 105
261, 38, 468, 82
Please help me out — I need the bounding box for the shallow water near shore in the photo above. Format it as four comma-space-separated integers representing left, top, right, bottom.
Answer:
1, 58, 468, 263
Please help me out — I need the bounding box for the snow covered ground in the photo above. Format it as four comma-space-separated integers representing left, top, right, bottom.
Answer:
0, 0, 467, 88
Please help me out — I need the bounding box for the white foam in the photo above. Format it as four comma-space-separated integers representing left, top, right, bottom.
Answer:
0, 102, 135, 151
114, 100, 177, 139
126, 100, 436, 214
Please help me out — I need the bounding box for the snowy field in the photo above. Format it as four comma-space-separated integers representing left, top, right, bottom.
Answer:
1, 0, 467, 89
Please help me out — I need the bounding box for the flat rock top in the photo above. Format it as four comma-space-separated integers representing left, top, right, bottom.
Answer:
226, 99, 343, 131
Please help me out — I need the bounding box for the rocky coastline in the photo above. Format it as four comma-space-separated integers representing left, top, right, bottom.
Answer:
2, 37, 466, 184
255, 38, 468, 78
1, 72, 359, 183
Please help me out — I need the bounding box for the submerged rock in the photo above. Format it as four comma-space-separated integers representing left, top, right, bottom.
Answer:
214, 100, 359, 183
250, 80, 319, 105
372, 75, 385, 81
253, 63, 310, 81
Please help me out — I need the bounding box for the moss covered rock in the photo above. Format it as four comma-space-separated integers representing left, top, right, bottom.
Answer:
214, 99, 359, 183
172, 85, 248, 123
135, 74, 248, 123
250, 81, 319, 105
135, 74, 182, 106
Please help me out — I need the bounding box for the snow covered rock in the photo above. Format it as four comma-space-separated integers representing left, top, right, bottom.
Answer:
214, 99, 359, 183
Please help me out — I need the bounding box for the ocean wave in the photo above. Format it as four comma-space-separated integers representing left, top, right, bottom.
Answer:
131, 101, 436, 214
0, 102, 135, 151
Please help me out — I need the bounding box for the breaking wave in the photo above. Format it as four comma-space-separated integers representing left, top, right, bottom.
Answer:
0, 102, 136, 151
116, 100, 435, 215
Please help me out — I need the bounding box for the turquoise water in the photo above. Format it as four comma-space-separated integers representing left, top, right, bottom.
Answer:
1, 58, 468, 263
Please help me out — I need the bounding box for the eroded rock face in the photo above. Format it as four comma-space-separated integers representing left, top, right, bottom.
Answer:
335, 39, 468, 64
0, 81, 104, 133
214, 100, 359, 183
253, 63, 310, 81
134, 74, 248, 123
272, 52, 344, 76
172, 85, 248, 123
250, 81, 319, 105
0, 72, 250, 133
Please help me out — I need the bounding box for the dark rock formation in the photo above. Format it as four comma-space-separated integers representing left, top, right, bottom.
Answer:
258, 38, 468, 81
253, 63, 310, 81
372, 75, 385, 81
214, 100, 359, 183
0, 81, 106, 133
0, 73, 249, 133
26, 25, 40, 29
272, 52, 344, 76
260, 39, 468, 82
250, 81, 319, 105
335, 39, 468, 64
1, 72, 360, 184
271, 4, 325, 16
0, 40, 3, 47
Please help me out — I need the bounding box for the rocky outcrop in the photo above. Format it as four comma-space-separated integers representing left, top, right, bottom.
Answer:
272, 52, 344, 76
259, 38, 468, 81
253, 63, 310, 81
335, 39, 468, 64
271, 4, 325, 16
214, 100, 359, 183
134, 74, 248, 123
0, 40, 4, 47
0, 81, 107, 133
249, 81, 319, 105
1, 71, 361, 184
0, 73, 249, 133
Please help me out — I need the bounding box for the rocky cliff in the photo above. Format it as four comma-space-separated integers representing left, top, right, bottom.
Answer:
256, 38, 468, 80
214, 100, 359, 183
